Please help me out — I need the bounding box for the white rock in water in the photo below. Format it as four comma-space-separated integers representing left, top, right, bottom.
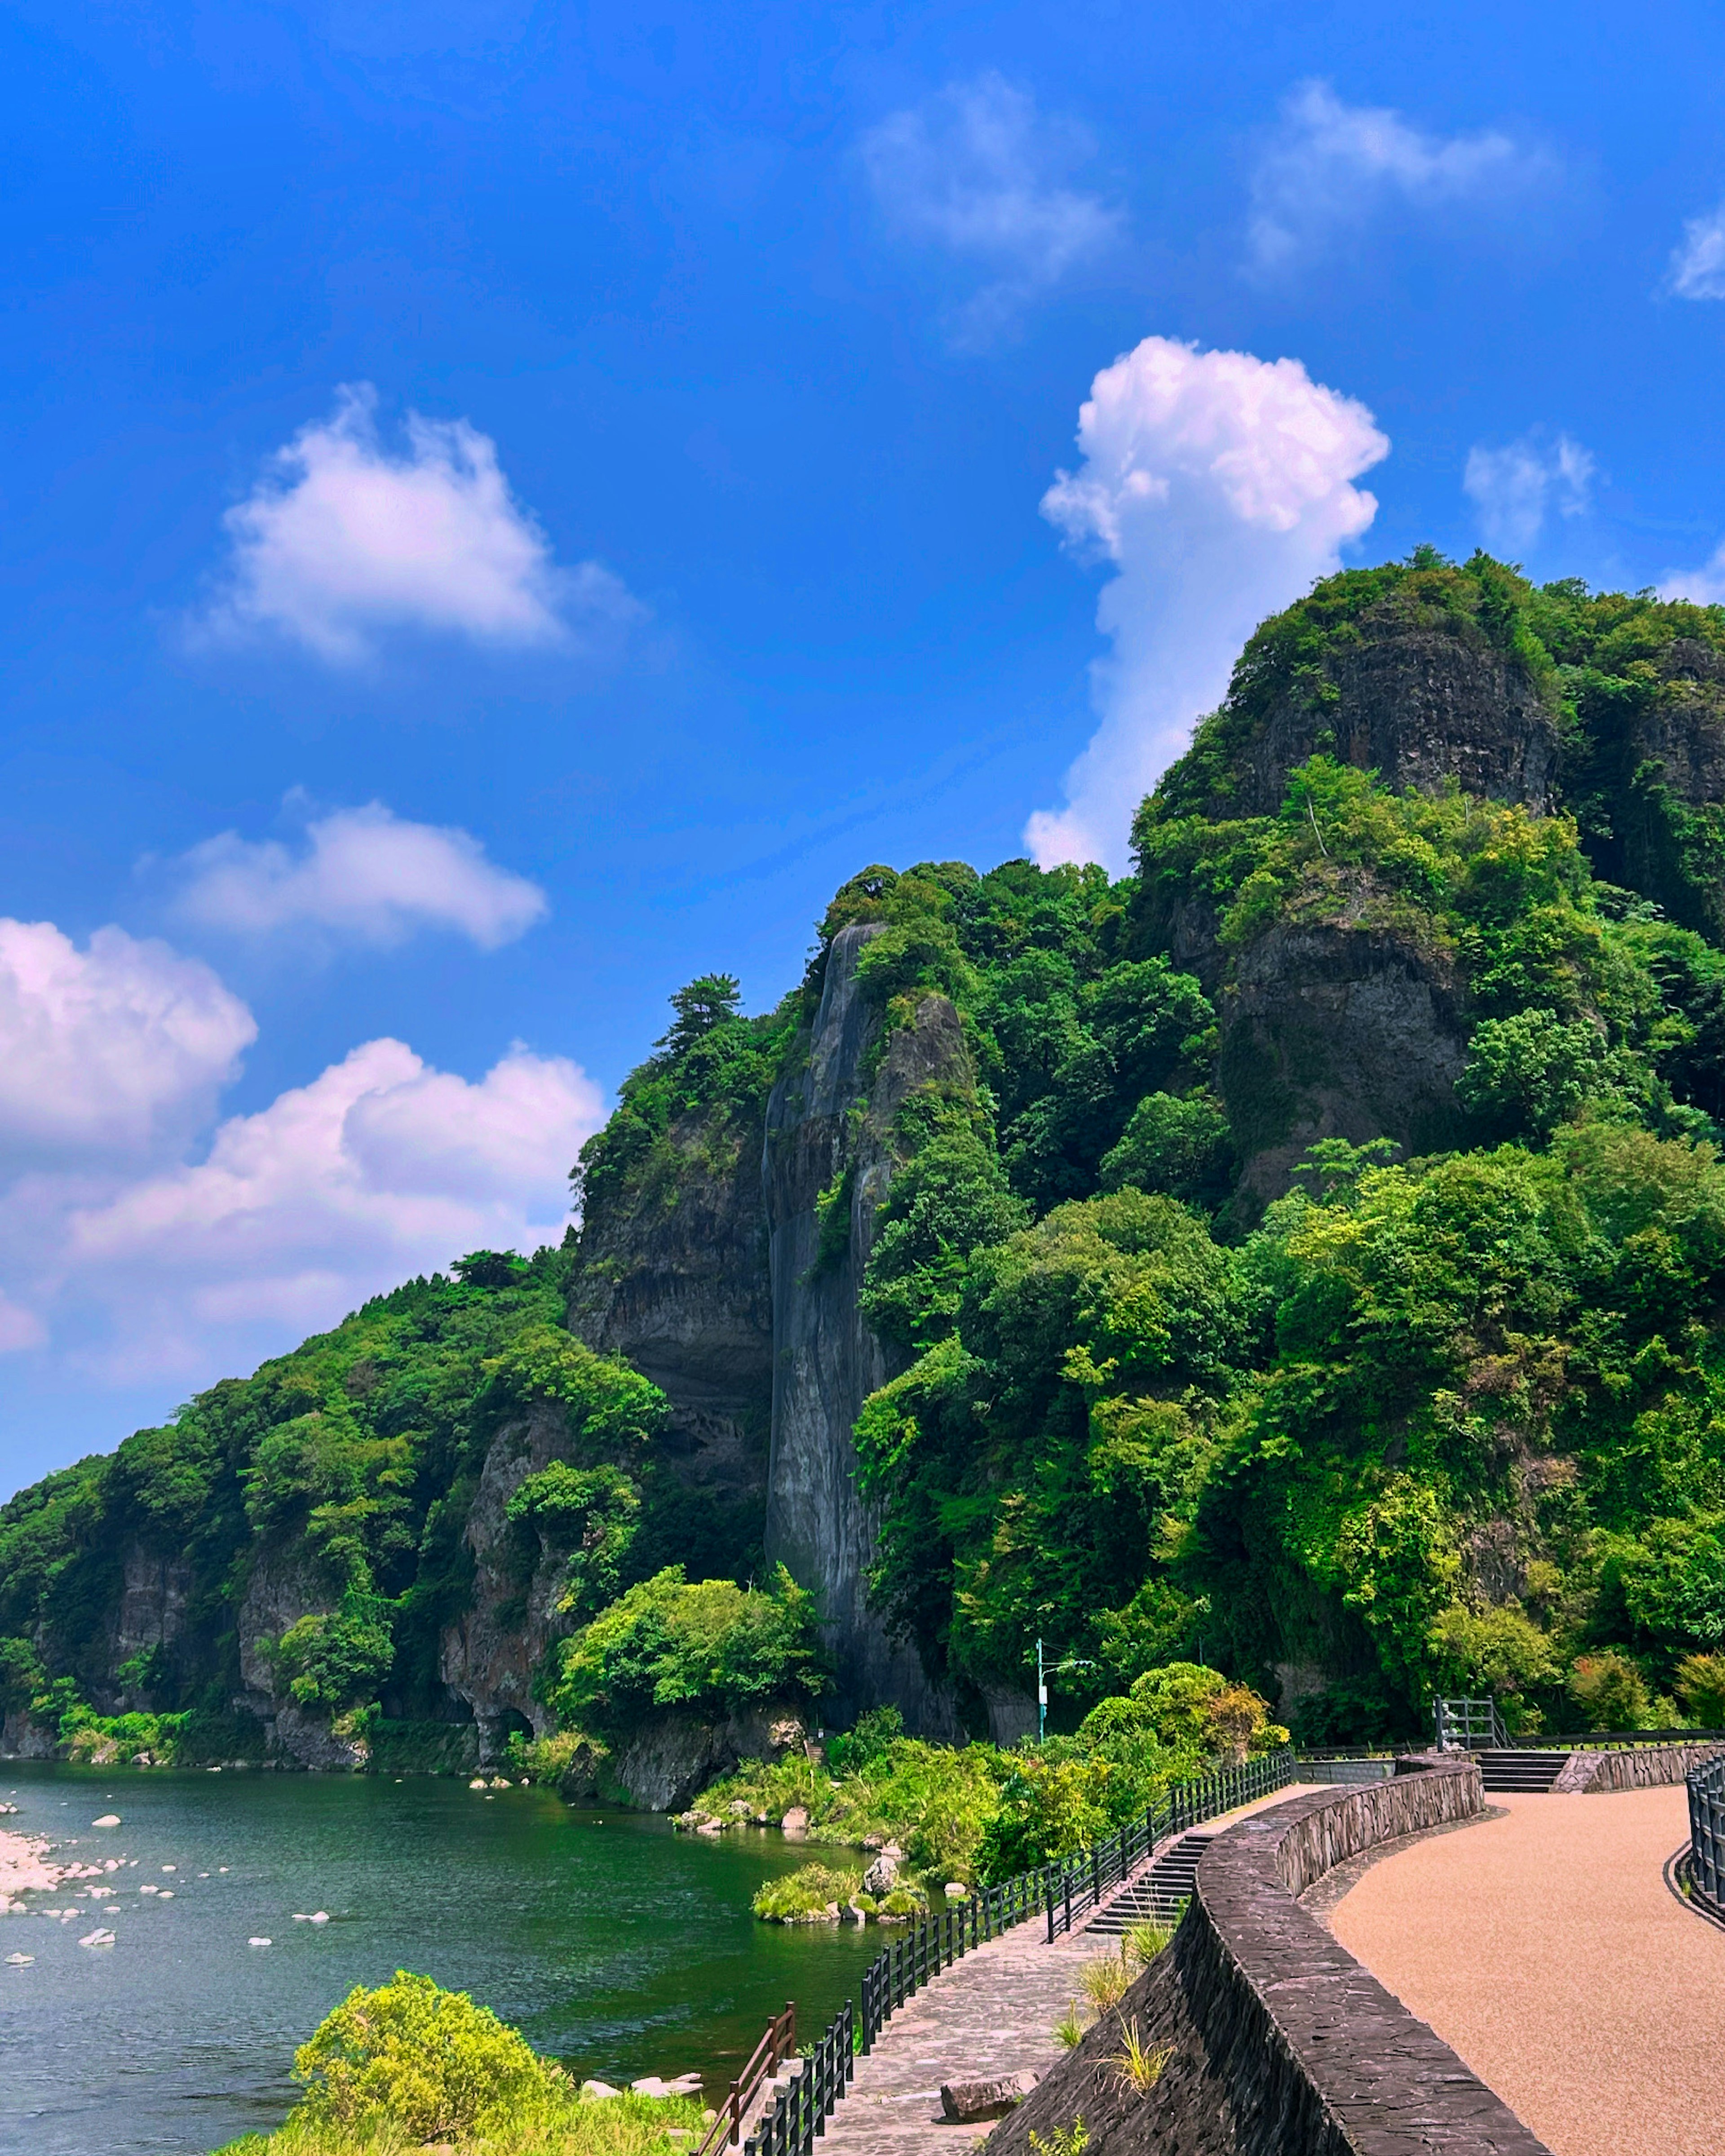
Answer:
77, 1928, 115, 1948
161, 1864, 176, 1873
140, 1886, 158, 1895
248, 1937, 272, 1948
92, 1816, 121, 1829
580, 2081, 622, 2101
5, 1953, 32, 1965
292, 1914, 312, 1922
157, 1891, 173, 1900
310, 1911, 329, 1923
469, 1777, 487, 1790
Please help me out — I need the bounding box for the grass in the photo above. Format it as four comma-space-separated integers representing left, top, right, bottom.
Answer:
1106, 2018, 1173, 2095
1122, 1918, 1172, 1972
750, 1862, 862, 1922
1079, 1951, 1129, 2014
1027, 2123, 1089, 2155
1053, 2003, 1087, 2051
211, 2089, 708, 2155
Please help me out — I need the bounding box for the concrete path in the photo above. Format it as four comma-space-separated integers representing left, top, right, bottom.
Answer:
1330, 1787, 1725, 2156
813, 1783, 1322, 2155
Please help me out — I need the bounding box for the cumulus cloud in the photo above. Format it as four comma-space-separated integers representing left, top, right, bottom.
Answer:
198, 384, 640, 663
1028, 336, 1387, 872
1463, 432, 1594, 554
58, 1038, 599, 1372
0, 913, 602, 1388
862, 72, 1122, 342
1248, 80, 1551, 270
1667, 205, 1725, 300
1656, 542, 1725, 606
172, 802, 548, 950
0, 920, 255, 1168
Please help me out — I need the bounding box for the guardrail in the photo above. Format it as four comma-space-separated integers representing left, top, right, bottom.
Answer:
699, 2002, 797, 2154
1687, 1751, 1725, 1915
739, 1745, 1299, 2156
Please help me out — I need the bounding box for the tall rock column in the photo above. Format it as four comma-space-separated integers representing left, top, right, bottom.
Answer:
764, 924, 963, 1736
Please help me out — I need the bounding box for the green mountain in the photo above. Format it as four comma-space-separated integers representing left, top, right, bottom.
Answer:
6, 549, 1725, 1783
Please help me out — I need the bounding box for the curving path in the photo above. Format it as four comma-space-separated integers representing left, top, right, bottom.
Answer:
1330, 1786, 1725, 2156
811, 1784, 1322, 2155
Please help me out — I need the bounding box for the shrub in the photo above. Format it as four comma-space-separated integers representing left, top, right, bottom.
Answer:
267, 1598, 394, 1714
547, 1566, 827, 1735
752, 1864, 861, 1922
1675, 1653, 1725, 1727
292, 1971, 560, 2140
1567, 1653, 1653, 1731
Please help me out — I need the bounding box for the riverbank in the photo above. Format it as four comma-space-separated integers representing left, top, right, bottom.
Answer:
0, 1763, 882, 2156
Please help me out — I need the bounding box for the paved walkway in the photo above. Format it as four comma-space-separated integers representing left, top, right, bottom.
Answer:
1330, 1787, 1725, 2156
814, 1784, 1322, 2155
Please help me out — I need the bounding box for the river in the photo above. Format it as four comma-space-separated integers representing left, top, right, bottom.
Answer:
0, 1760, 884, 2155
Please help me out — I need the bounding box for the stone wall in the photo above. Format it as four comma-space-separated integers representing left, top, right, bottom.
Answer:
990, 1758, 1552, 2156
1551, 1741, 1725, 1793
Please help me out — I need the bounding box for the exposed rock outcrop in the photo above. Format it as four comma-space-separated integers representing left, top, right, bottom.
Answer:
602, 1700, 807, 1811
764, 924, 965, 1737
1219, 916, 1469, 1205
567, 1113, 772, 1511
107, 1546, 193, 1697
438, 1402, 574, 1760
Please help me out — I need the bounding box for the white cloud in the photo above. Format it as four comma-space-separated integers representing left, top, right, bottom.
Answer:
1657, 542, 1725, 606
172, 802, 548, 950
1668, 205, 1725, 300
1463, 432, 1594, 554
0, 911, 603, 1389
1028, 336, 1387, 871
0, 921, 255, 1168
198, 384, 640, 663
862, 73, 1122, 343
1248, 80, 1551, 270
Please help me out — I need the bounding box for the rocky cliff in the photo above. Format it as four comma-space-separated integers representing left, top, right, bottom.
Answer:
763, 925, 969, 1738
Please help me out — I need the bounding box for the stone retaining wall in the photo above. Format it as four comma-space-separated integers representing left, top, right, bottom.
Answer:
1550, 1741, 1725, 1793
989, 1757, 1551, 2156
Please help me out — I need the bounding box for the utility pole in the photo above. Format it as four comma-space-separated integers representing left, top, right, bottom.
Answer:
1037, 1636, 1048, 1745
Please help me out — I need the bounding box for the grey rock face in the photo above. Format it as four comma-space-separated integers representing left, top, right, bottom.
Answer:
763, 924, 964, 1737
1230, 620, 1557, 819
236, 1540, 336, 1706
109, 1546, 193, 1691
605, 1699, 807, 1811
439, 1401, 575, 1759
1219, 918, 1469, 1205
568, 1113, 773, 1511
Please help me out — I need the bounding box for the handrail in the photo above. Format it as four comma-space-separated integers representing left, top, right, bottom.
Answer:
1687, 1751, 1725, 1915
737, 1745, 1299, 2156
696, 2001, 796, 2155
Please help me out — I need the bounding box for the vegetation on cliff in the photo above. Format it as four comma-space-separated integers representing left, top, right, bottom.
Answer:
6, 550, 1725, 1775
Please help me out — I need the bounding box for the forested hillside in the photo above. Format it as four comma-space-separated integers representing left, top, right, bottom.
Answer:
7, 550, 1725, 1787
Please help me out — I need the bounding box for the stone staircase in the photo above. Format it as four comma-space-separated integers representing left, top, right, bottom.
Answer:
1085, 1831, 1214, 1933
1477, 1750, 1570, 1793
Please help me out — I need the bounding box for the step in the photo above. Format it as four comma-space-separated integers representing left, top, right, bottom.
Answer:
1478, 1750, 1569, 1792
1088, 1833, 1213, 1933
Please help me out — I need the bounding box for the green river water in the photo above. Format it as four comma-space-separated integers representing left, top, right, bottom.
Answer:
0, 1761, 884, 2155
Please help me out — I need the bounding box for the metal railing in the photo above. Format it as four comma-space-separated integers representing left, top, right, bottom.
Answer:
698, 2002, 797, 2154
1434, 1697, 1508, 1750
1042, 1747, 1297, 1940
1688, 1751, 1725, 1914
738, 1745, 1298, 2156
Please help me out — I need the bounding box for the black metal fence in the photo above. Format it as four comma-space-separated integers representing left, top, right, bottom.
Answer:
737, 1745, 1298, 2155
1687, 1751, 1725, 1913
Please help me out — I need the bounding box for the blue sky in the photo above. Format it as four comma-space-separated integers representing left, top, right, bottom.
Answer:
4, 0, 1725, 1493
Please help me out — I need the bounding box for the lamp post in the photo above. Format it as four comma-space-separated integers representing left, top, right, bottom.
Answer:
1035, 1637, 1097, 1744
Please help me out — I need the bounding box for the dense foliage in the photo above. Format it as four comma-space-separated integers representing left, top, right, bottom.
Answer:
0, 1249, 746, 1738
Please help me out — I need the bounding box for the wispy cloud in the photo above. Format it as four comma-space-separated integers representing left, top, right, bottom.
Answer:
1658, 541, 1725, 605
1028, 336, 1388, 871
1248, 80, 1553, 271
862, 72, 1123, 345
170, 801, 548, 951
1667, 204, 1725, 300
1463, 431, 1594, 554
195, 384, 641, 664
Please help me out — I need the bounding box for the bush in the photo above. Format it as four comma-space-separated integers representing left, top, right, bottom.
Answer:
546, 1565, 827, 1735
1567, 1653, 1653, 1731
292, 1971, 561, 2140
268, 1598, 395, 1714
1675, 1652, 1725, 1727
752, 1864, 862, 1922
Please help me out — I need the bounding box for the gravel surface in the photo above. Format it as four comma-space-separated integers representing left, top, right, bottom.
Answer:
1330, 1786, 1725, 2156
